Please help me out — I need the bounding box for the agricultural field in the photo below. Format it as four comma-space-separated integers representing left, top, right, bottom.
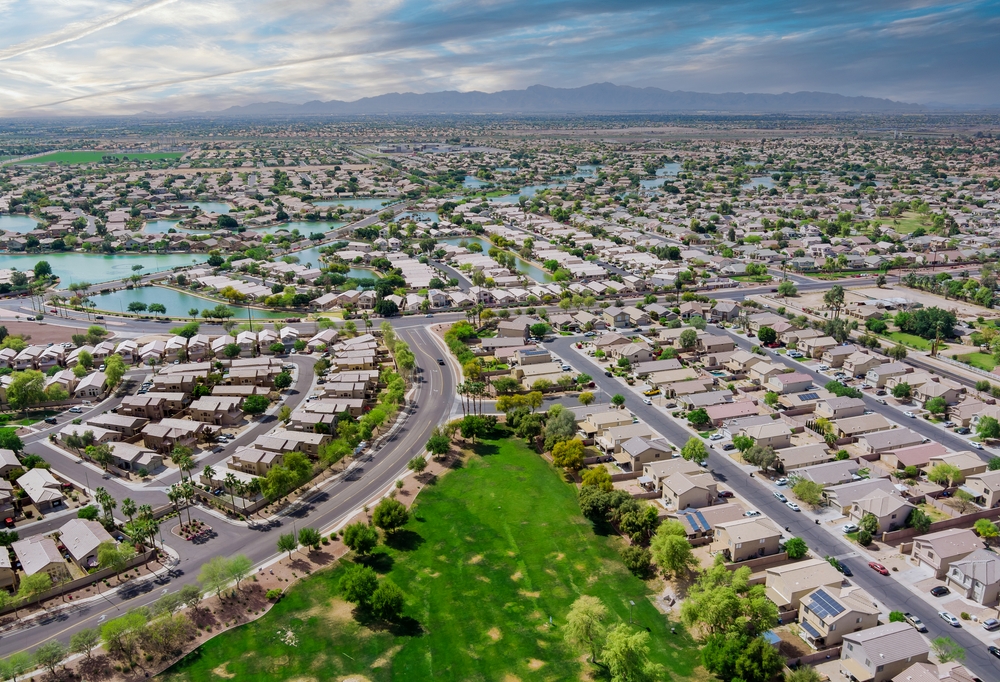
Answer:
162, 435, 700, 681
12, 151, 184, 165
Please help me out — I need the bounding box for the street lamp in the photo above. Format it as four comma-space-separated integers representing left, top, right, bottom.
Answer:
629, 599, 635, 625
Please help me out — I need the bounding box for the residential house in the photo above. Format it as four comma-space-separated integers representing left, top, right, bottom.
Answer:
839, 621, 929, 682
822, 344, 861, 368
913, 378, 965, 407
835, 414, 892, 439
602, 307, 630, 329
641, 458, 703, 492
799, 336, 839, 358
497, 320, 530, 342
797, 459, 862, 487
596, 424, 654, 454
767, 372, 814, 394
765, 558, 844, 612
617, 437, 674, 471
711, 301, 740, 322
671, 505, 747, 540
880, 442, 948, 471
0, 449, 20, 478
843, 352, 884, 377
189, 396, 244, 426
944, 549, 1000, 606
12, 536, 70, 582
815, 397, 866, 421
253, 430, 330, 457
859, 429, 925, 455
59, 518, 114, 570
107, 442, 162, 472
912, 528, 984, 578
74, 372, 107, 400
119, 392, 188, 419
799, 587, 880, 648
577, 410, 634, 441
775, 443, 832, 472
964, 470, 1000, 508
824, 478, 900, 513
706, 401, 760, 427
725, 350, 766, 375
741, 422, 792, 450
713, 517, 782, 562
229, 446, 284, 476
865, 362, 910, 388
660, 472, 718, 510
16, 468, 65, 511
848, 489, 915, 533
926, 451, 988, 479
141, 418, 205, 453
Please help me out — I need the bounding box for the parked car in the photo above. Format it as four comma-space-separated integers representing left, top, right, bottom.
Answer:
970, 441, 984, 450
722, 443, 735, 451
786, 502, 801, 512
773, 492, 787, 503
938, 611, 961, 627
718, 491, 734, 498
775, 477, 788, 486
930, 586, 951, 597
868, 561, 889, 575
604, 371, 613, 377
956, 427, 971, 435
838, 561, 853, 577
709, 433, 723, 441
989, 645, 1000, 660
44, 417, 57, 424
943, 421, 955, 428
744, 510, 761, 517
983, 618, 1000, 631
68, 406, 82, 413
842, 523, 859, 533
875, 389, 887, 396
904, 613, 927, 632
904, 411, 916, 418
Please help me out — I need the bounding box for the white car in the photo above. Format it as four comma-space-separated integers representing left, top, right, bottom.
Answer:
642, 397, 652, 405
842, 523, 859, 533
786, 502, 801, 512
775, 477, 788, 486
904, 411, 916, 418
970, 441, 984, 450
938, 611, 961, 627
744, 510, 761, 517
709, 433, 723, 441
67, 406, 82, 413
818, 364, 830, 371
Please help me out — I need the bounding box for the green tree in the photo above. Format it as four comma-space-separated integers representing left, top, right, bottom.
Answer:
33, 640, 65, 677
425, 428, 451, 458
565, 595, 608, 664
974, 518, 999, 545
370, 578, 405, 621
784, 537, 807, 559
372, 497, 408, 535
687, 408, 710, 428
227, 554, 252, 590
681, 437, 707, 462
792, 480, 824, 507
681, 559, 778, 638
198, 556, 231, 597
907, 507, 932, 533
678, 328, 698, 349
889, 611, 906, 623
242, 394, 270, 415
224, 343, 241, 359
578, 391, 595, 406
342, 521, 379, 555
925, 396, 947, 415
978, 415, 1000, 441
735, 635, 785, 682
764, 391, 779, 407
277, 532, 298, 559
757, 327, 777, 345
732, 435, 755, 453
17, 571, 52, 609
6, 370, 44, 416
988, 456, 1000, 471
98, 542, 136, 584
340, 564, 379, 605
931, 636, 965, 663
928, 462, 963, 487
70, 627, 101, 661
860, 513, 880, 535
552, 438, 585, 471
101, 610, 147, 668
298, 527, 322, 552
602, 623, 664, 682
891, 382, 912, 400
777, 281, 797, 297
611, 393, 626, 408
650, 524, 696, 577
581, 466, 613, 491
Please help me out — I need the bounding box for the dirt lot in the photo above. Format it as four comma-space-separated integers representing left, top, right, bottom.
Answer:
794, 283, 1000, 324
0, 319, 81, 345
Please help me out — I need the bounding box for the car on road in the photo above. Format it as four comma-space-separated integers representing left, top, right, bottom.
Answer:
786, 502, 801, 512
773, 492, 787, 503
956, 427, 971, 435
938, 611, 961, 627
604, 371, 613, 377
709, 433, 723, 441
970, 441, 984, 450
943, 421, 955, 428
437, 358, 445, 365
842, 523, 859, 533
744, 510, 761, 517
425, 313, 433, 318
983, 618, 1000, 631
868, 561, 889, 575
876, 398, 888, 405
68, 406, 82, 413
930, 586, 951, 597
642, 397, 652, 405
44, 417, 57, 424
904, 613, 927, 632
837, 561, 853, 577
584, 331, 596, 337
775, 477, 788, 486
904, 411, 916, 418
718, 491, 734, 498
990, 645, 1000, 660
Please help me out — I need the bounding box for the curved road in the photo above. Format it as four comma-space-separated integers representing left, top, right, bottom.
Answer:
0, 325, 455, 656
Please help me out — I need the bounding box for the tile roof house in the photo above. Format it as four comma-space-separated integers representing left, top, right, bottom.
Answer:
912, 528, 984, 578
798, 586, 880, 647
764, 558, 844, 612
859, 428, 925, 455
12, 535, 70, 582
616, 437, 673, 471
839, 621, 928, 682
660, 472, 718, 510
848, 489, 915, 533
59, 518, 115, 570
944, 548, 1000, 606
16, 468, 65, 511
713, 517, 782, 562
963, 469, 1000, 509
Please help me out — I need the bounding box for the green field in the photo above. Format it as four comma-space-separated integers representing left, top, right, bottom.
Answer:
885, 331, 943, 351
12, 151, 184, 166
882, 211, 933, 235
959, 352, 997, 371
162, 435, 699, 681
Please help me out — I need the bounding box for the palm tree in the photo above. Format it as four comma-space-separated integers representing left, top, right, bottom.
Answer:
203, 465, 216, 483
179, 481, 195, 527
120, 498, 137, 528
167, 484, 183, 521
224, 473, 239, 513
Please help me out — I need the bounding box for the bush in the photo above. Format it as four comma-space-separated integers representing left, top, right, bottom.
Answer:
857, 530, 873, 546
265, 589, 282, 601
961, 612, 970, 620
620, 546, 651, 577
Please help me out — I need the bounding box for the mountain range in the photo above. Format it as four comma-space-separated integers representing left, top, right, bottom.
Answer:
194, 83, 923, 117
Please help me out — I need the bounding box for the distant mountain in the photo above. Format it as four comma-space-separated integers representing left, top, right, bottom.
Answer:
203, 83, 922, 117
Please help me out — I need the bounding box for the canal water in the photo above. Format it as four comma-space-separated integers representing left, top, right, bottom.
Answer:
0, 215, 42, 233
440, 236, 552, 283
91, 286, 289, 320
0, 252, 207, 288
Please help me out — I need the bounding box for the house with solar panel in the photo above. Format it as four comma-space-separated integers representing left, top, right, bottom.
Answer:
798, 586, 880, 648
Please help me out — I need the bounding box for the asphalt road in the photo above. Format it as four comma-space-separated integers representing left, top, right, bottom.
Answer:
547, 334, 1000, 680
0, 325, 456, 656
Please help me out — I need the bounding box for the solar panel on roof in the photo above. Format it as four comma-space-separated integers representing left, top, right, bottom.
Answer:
808, 589, 845, 619
798, 392, 819, 401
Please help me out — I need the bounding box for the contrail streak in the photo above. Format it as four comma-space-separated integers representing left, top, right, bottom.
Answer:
0, 0, 181, 61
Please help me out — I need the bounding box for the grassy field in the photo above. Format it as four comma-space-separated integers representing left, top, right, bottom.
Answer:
732, 275, 772, 283
881, 211, 933, 235
958, 352, 997, 371
13, 151, 184, 165
885, 331, 944, 351
162, 435, 700, 681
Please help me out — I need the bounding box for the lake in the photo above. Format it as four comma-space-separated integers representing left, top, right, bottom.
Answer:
183, 201, 231, 214
0, 215, 42, 233
463, 175, 487, 189
92, 286, 289, 320
399, 211, 438, 223
488, 183, 561, 204
0, 252, 206, 289
440, 236, 552, 283
743, 176, 777, 189
640, 163, 682, 189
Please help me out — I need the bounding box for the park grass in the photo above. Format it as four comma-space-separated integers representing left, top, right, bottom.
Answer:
13, 151, 184, 165
958, 352, 997, 372
884, 211, 933, 235
732, 275, 772, 283
885, 332, 944, 352
161, 435, 700, 682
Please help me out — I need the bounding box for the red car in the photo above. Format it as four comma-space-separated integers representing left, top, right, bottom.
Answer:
868, 561, 889, 576
717, 491, 734, 498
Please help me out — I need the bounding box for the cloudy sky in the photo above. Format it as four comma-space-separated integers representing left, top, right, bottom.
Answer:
0, 0, 997, 115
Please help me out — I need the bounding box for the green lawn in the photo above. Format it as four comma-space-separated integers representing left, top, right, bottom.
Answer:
162, 435, 700, 681
959, 352, 997, 371
732, 275, 773, 283
12, 151, 184, 165
883, 211, 933, 235
885, 332, 943, 351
